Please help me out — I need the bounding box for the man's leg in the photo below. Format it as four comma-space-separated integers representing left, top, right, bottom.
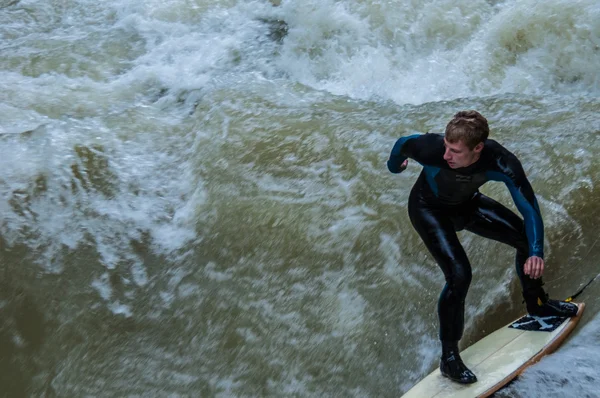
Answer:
408, 194, 476, 384
464, 193, 578, 317
462, 193, 545, 305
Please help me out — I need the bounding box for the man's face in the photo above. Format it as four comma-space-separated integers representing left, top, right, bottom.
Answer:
443, 138, 483, 169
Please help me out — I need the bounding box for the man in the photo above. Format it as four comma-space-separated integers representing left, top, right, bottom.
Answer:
387, 110, 579, 384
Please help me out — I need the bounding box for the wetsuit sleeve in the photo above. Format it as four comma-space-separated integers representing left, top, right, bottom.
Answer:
487, 155, 544, 258
387, 134, 423, 173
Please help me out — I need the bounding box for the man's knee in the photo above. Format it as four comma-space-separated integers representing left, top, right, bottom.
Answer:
447, 269, 472, 298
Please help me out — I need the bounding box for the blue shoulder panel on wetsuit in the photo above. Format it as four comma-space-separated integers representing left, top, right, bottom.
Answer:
486, 171, 544, 258
423, 166, 441, 196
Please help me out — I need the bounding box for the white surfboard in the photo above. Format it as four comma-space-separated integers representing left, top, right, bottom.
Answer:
402, 303, 585, 398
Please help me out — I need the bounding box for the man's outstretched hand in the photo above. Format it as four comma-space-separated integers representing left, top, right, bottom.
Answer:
524, 256, 544, 279
399, 159, 409, 171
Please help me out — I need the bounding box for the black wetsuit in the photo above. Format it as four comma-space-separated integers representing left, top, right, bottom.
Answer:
387, 133, 545, 342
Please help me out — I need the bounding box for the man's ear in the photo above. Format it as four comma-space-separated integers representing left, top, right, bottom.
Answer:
473, 142, 484, 153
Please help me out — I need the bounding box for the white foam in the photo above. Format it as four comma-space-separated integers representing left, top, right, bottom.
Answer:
333, 288, 366, 337
91, 273, 113, 301
204, 262, 233, 282
276, 0, 600, 104
108, 301, 133, 317
0, 110, 199, 314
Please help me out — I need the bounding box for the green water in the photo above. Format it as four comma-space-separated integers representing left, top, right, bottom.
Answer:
1, 0, 599, 396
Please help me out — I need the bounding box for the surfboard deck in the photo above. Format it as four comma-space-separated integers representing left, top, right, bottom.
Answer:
402, 302, 585, 398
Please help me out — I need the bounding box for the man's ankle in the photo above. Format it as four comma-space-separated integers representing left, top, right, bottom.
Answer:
441, 340, 460, 358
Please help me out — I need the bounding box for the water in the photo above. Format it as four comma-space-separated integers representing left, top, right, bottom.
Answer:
1, 0, 599, 396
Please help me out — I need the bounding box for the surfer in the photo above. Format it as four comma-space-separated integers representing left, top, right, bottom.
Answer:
387, 110, 579, 384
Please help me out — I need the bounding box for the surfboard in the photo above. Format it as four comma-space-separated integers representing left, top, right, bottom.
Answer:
401, 302, 585, 398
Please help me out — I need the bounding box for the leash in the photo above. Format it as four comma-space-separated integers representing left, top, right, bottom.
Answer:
565, 236, 600, 302
566, 272, 600, 302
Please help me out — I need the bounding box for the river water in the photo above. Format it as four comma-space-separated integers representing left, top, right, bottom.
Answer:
1, 0, 599, 396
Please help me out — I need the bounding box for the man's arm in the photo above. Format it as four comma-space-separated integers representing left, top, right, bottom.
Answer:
487, 154, 544, 258
487, 153, 545, 278
387, 134, 421, 173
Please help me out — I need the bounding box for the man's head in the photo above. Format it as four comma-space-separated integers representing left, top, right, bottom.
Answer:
443, 110, 489, 169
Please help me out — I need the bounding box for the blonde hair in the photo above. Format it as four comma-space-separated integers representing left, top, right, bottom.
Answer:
445, 110, 489, 149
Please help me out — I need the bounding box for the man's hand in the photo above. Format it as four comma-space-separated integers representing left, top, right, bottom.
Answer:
524, 256, 544, 279
399, 159, 409, 171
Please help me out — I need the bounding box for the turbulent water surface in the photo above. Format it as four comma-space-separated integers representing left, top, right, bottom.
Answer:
1, 0, 599, 396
